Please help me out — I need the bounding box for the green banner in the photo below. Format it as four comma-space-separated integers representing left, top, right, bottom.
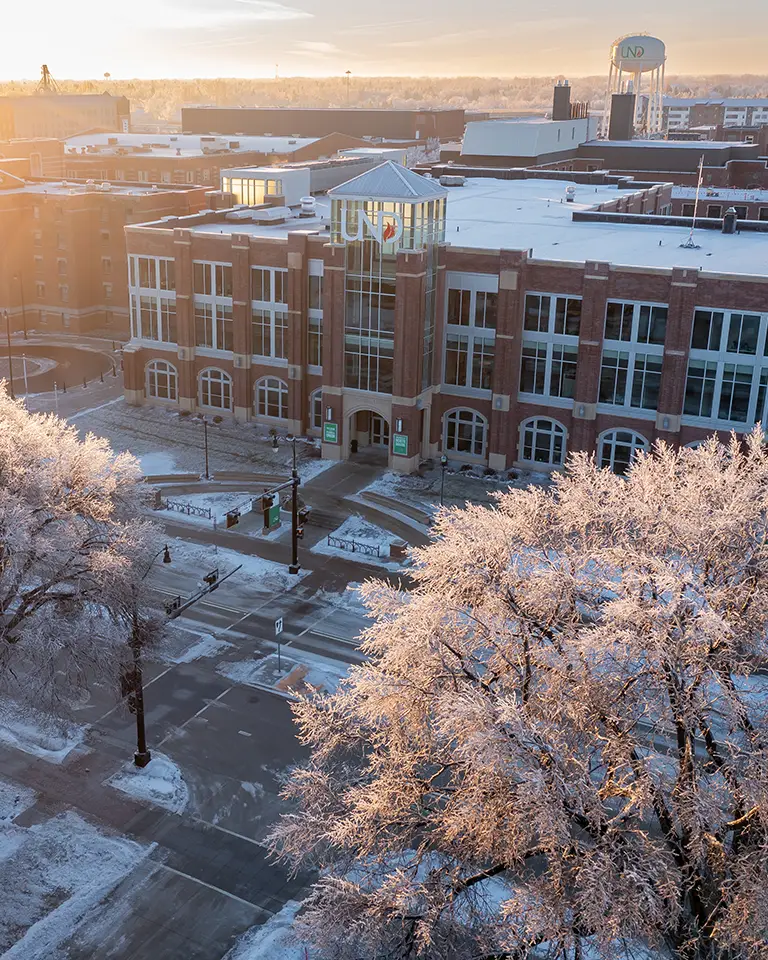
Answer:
268, 501, 281, 527
393, 433, 409, 456
323, 422, 339, 443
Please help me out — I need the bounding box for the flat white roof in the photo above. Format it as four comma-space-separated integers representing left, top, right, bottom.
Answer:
583, 139, 747, 150
64, 133, 319, 159
2, 180, 189, 197
443, 177, 768, 275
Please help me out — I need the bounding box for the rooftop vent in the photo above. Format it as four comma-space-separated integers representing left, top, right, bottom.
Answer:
439, 174, 465, 187
228, 141, 240, 149
565, 185, 576, 203
107, 137, 118, 146
299, 196, 316, 217
722, 206, 738, 234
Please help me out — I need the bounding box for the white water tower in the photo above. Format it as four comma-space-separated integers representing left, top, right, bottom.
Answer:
602, 34, 666, 137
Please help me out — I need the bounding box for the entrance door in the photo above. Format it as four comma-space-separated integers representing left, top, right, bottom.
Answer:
371, 415, 390, 447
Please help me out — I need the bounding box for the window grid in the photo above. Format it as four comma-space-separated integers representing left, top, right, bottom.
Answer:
443, 409, 488, 458
518, 293, 582, 404
199, 369, 232, 410
444, 278, 499, 394
599, 300, 666, 414
255, 377, 288, 419
684, 307, 768, 427
520, 418, 566, 467
599, 430, 649, 475
146, 360, 178, 401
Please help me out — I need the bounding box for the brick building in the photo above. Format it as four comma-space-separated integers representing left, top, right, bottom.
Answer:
671, 186, 768, 221
0, 173, 208, 335
61, 133, 370, 186
122, 161, 768, 474
0, 138, 64, 177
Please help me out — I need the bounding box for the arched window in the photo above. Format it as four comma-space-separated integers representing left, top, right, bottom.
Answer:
520, 418, 566, 466
598, 429, 648, 475
309, 389, 322, 430
256, 377, 288, 419
145, 359, 177, 401
443, 409, 488, 458
199, 368, 232, 410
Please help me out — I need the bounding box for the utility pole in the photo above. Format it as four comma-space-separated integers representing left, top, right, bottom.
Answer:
14, 275, 27, 339
440, 454, 448, 506
202, 417, 210, 479
4, 310, 14, 400
288, 436, 300, 575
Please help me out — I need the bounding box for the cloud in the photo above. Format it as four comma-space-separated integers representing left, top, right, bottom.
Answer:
293, 41, 339, 54
231, 0, 313, 20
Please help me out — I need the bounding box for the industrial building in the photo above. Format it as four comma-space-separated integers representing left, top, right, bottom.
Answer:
181, 107, 465, 142
0, 172, 208, 336
0, 93, 130, 141
121, 160, 768, 475
664, 98, 768, 131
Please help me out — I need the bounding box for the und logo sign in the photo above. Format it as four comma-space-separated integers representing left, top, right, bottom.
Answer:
621, 44, 645, 59
339, 201, 403, 245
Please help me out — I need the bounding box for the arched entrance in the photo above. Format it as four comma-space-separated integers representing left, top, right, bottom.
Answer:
349, 410, 390, 464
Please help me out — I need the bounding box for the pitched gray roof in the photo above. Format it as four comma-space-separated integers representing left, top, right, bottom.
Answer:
328, 160, 448, 202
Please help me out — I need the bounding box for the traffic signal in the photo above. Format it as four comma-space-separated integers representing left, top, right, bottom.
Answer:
298, 506, 311, 525
225, 510, 240, 528
296, 525, 304, 539
203, 568, 219, 588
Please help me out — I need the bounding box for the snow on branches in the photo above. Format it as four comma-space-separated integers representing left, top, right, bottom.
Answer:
271, 433, 768, 960
0, 388, 160, 712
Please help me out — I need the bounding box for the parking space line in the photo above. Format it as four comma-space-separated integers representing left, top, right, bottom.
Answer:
159, 685, 233, 745
154, 862, 268, 912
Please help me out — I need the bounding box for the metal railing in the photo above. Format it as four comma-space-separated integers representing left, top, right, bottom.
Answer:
165, 499, 212, 519
327, 535, 380, 557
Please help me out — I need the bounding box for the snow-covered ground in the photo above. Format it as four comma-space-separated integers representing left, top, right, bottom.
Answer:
220, 650, 353, 696
139, 451, 182, 476
162, 491, 256, 527
224, 899, 307, 960
167, 538, 310, 593
107, 753, 189, 814
321, 582, 366, 611
0, 810, 150, 959
311, 515, 404, 570
161, 629, 234, 665
0, 700, 86, 764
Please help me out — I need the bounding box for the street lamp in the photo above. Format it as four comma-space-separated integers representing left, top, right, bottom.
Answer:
273, 433, 301, 575
129, 544, 172, 768
13, 274, 27, 340
201, 417, 210, 480
440, 454, 448, 506
3, 310, 14, 401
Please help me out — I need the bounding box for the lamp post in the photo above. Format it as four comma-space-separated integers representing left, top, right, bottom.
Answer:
202, 417, 210, 480
440, 454, 448, 506
13, 274, 27, 340
130, 543, 172, 768
273, 433, 301, 574
4, 310, 14, 401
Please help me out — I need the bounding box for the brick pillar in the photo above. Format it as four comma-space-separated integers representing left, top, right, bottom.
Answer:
321, 244, 345, 461
123, 344, 143, 405
571, 261, 610, 454
488, 250, 526, 471
656, 267, 699, 444
392, 249, 426, 473
230, 235, 251, 421
286, 234, 308, 436
173, 228, 196, 412
424, 251, 448, 458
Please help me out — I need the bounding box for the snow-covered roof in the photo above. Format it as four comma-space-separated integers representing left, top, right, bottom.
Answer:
443, 177, 768, 276
64, 133, 319, 159
664, 97, 768, 108
0, 179, 195, 197
583, 139, 743, 151
328, 161, 447, 202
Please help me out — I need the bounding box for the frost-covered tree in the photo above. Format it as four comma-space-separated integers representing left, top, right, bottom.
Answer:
0, 388, 160, 712
272, 434, 768, 960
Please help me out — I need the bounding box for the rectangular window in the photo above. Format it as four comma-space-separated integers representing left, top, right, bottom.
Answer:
103, 283, 112, 301
520, 341, 548, 395
308, 315, 322, 367
100, 230, 110, 243
215, 264, 233, 299
474, 291, 498, 330
193, 262, 212, 296
524, 294, 551, 333
726, 313, 761, 355
57, 259, 67, 276
549, 344, 578, 399
707, 204, 723, 219
159, 259, 175, 291
718, 364, 753, 422
691, 310, 724, 351
448, 288, 472, 326
251, 268, 269, 302
471, 338, 495, 390
216, 303, 234, 352
630, 354, 663, 410
445, 335, 469, 387
140, 296, 159, 340
308, 274, 323, 311
599, 350, 629, 405
684, 360, 718, 418
57, 233, 67, 250
274, 311, 288, 359
273, 270, 287, 304
58, 284, 69, 303
760, 208, 768, 222
637, 305, 668, 345
35, 281, 45, 299
681, 202, 695, 217
34, 256, 43, 274
102, 257, 112, 275
252, 308, 271, 357
554, 297, 581, 336
33, 231, 42, 247
194, 301, 214, 348
605, 301, 633, 341
159, 300, 176, 343
138, 257, 157, 289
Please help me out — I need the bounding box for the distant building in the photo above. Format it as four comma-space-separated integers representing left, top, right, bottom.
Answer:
181, 106, 465, 142
0, 93, 130, 140
121, 160, 768, 475
59, 132, 370, 186
0, 138, 64, 177
664, 97, 768, 132
0, 172, 208, 335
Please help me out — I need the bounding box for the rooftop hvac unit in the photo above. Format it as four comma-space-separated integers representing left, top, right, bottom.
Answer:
201, 136, 216, 142
439, 175, 465, 187
229, 141, 240, 149
300, 196, 316, 217
565, 185, 576, 203
288, 139, 297, 144
170, 136, 178, 141
107, 137, 118, 146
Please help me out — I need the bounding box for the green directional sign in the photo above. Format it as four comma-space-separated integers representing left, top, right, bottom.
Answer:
268, 499, 281, 528
323, 421, 339, 443
393, 433, 409, 456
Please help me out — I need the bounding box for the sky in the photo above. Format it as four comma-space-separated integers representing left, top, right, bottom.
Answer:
4, 0, 768, 80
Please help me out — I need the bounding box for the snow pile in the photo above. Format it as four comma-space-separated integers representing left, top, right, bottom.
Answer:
107, 753, 189, 814
0, 811, 150, 960
163, 631, 234, 664
224, 900, 307, 960
312, 515, 403, 569
0, 700, 86, 764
